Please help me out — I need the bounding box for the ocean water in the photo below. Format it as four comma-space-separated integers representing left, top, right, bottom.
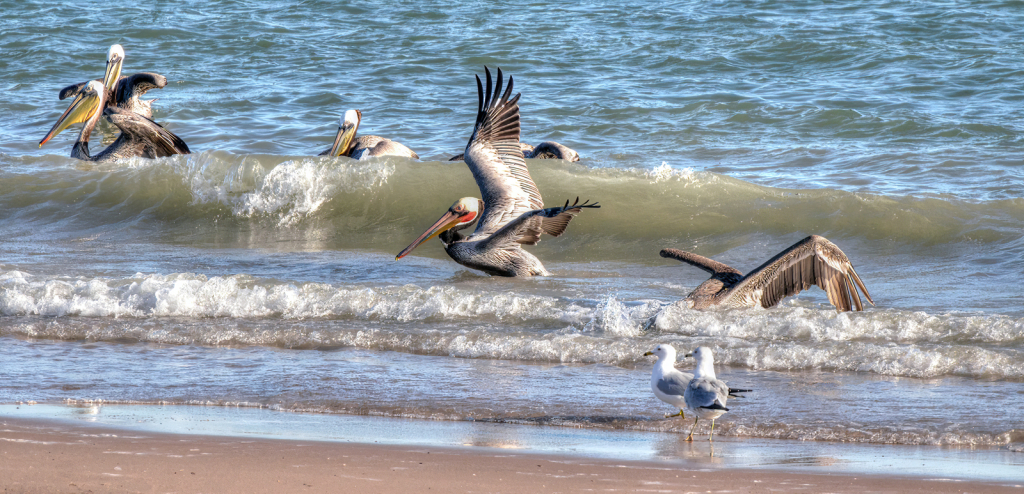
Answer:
1, 1, 1022, 450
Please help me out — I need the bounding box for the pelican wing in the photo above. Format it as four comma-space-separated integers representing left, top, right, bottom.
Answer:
103, 107, 190, 157
478, 199, 599, 250
115, 72, 167, 99
59, 81, 92, 100
463, 67, 543, 237
731, 235, 874, 312
661, 248, 744, 287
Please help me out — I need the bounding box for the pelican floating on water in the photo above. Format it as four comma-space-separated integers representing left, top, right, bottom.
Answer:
58, 44, 167, 119
318, 109, 418, 160
449, 141, 579, 162
661, 235, 873, 312
396, 67, 598, 276
39, 80, 190, 162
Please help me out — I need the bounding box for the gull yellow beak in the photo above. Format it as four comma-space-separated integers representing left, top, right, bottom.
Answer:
684, 353, 693, 358
643, 351, 654, 356
39, 90, 100, 147
396, 210, 463, 260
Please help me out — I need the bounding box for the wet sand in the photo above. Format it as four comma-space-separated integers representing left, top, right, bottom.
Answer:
1, 404, 1021, 493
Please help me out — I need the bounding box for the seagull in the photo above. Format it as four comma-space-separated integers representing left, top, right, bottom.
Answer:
683, 346, 730, 441
644, 343, 750, 419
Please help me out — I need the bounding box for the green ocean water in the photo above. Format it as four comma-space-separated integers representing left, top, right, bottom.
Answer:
0, 1, 1022, 450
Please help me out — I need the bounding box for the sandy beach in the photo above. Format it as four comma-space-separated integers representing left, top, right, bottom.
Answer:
2, 405, 1021, 493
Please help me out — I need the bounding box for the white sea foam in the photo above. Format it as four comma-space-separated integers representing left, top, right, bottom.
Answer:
182, 152, 395, 226
3, 270, 1022, 378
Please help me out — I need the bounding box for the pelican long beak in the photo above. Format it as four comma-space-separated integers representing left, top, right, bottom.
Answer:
103, 53, 123, 93
643, 351, 654, 356
39, 90, 100, 147
396, 210, 464, 260
329, 122, 358, 157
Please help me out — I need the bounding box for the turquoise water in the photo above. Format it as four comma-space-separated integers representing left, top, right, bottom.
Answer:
0, 1, 1022, 450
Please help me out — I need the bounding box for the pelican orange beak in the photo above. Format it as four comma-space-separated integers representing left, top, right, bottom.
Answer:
329, 109, 361, 157
395, 210, 465, 260
103, 45, 124, 93
39, 87, 101, 147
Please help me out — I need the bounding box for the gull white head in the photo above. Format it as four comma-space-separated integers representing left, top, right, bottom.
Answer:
685, 346, 717, 379
643, 343, 677, 365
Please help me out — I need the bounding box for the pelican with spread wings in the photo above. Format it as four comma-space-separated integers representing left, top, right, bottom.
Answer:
396, 67, 598, 276
660, 235, 873, 312
39, 80, 189, 162
58, 44, 167, 119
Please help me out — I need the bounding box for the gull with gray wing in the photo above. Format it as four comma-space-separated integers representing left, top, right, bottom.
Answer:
645, 343, 750, 419
683, 346, 731, 441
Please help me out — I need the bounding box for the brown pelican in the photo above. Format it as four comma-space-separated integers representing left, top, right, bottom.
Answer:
645, 343, 750, 419
396, 67, 598, 277
682, 347, 730, 441
58, 44, 167, 119
449, 141, 579, 162
661, 235, 873, 312
39, 80, 190, 162
318, 109, 418, 159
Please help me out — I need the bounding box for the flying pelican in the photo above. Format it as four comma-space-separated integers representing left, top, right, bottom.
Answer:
449, 141, 579, 162
660, 235, 873, 312
318, 109, 418, 160
396, 67, 598, 276
683, 346, 730, 441
58, 44, 167, 119
39, 80, 190, 162
644, 343, 750, 419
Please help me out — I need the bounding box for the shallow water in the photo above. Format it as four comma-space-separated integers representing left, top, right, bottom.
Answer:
2, 404, 1023, 482
1, 1, 1022, 450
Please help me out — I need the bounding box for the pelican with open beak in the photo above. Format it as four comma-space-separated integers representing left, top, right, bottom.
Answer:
318, 109, 418, 160
40, 80, 189, 162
